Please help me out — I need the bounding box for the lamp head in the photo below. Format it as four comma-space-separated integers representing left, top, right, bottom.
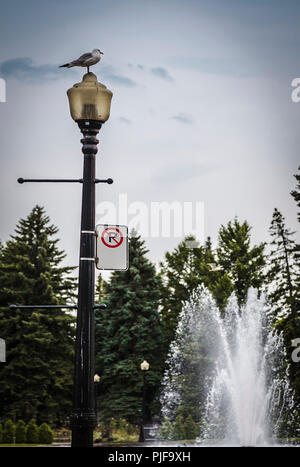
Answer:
140, 360, 150, 371
94, 374, 101, 383
67, 72, 112, 123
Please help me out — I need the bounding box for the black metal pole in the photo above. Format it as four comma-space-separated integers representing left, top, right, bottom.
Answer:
94, 381, 99, 426
139, 371, 146, 442
71, 119, 102, 448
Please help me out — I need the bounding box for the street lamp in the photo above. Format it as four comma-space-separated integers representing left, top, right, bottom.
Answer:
139, 360, 150, 442
94, 374, 101, 426
67, 71, 112, 448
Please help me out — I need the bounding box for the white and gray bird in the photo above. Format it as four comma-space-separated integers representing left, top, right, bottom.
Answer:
59, 48, 103, 72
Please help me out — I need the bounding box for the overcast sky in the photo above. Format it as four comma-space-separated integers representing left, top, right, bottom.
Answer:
0, 0, 299, 274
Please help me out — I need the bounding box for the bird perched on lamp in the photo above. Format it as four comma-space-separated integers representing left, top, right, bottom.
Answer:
59, 49, 103, 73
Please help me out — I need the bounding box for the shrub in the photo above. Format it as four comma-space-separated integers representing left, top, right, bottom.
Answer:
110, 418, 117, 430
38, 423, 53, 444
127, 423, 136, 435
0, 423, 3, 443
26, 419, 39, 444
3, 419, 15, 443
116, 418, 126, 430
173, 415, 186, 441
184, 415, 198, 440
158, 418, 174, 440
15, 420, 26, 443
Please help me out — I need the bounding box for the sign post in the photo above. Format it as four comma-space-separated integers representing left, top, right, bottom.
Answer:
96, 224, 128, 271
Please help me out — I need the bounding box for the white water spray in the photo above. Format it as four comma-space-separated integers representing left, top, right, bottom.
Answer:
160, 287, 294, 446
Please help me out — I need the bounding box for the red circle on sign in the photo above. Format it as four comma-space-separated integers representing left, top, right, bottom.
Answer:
101, 227, 124, 248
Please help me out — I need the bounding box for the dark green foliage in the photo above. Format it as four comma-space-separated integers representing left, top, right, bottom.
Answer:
158, 418, 173, 440
159, 225, 265, 430
3, 419, 15, 443
0, 423, 2, 443
209, 272, 234, 313
265, 208, 300, 405
95, 273, 107, 303
159, 235, 219, 349
15, 419, 26, 443
160, 287, 219, 434
291, 166, 300, 222
184, 414, 199, 440
265, 208, 299, 318
0, 206, 76, 423
217, 217, 266, 307
95, 231, 164, 424
173, 415, 186, 440
172, 336, 212, 424
159, 227, 264, 351
26, 418, 39, 444
201, 237, 234, 311
38, 422, 53, 444
159, 415, 198, 441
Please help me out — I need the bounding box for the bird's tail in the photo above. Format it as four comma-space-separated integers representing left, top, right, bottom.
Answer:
59, 63, 72, 68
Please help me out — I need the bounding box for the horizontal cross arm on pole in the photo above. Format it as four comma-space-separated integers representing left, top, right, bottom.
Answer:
9, 303, 107, 310
18, 178, 83, 184
9, 304, 78, 310
17, 178, 113, 184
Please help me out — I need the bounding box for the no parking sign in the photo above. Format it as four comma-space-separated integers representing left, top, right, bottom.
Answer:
96, 224, 128, 270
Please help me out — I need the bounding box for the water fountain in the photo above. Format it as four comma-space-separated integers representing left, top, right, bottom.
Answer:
160, 287, 296, 446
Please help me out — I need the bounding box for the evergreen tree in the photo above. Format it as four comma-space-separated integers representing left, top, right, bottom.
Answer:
208, 273, 234, 314
3, 419, 15, 443
160, 287, 219, 434
26, 418, 39, 444
265, 208, 300, 404
95, 231, 164, 425
184, 414, 198, 440
202, 237, 234, 313
159, 235, 234, 349
158, 418, 173, 440
95, 273, 108, 303
15, 419, 26, 444
159, 235, 215, 348
0, 206, 76, 423
216, 217, 265, 306
265, 208, 299, 318
173, 415, 185, 440
290, 166, 300, 293
291, 166, 300, 222
38, 422, 54, 444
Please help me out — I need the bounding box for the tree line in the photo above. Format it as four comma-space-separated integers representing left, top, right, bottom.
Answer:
0, 418, 53, 444
0, 168, 299, 432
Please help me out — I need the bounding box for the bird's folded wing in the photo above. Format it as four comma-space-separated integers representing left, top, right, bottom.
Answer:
72, 52, 93, 64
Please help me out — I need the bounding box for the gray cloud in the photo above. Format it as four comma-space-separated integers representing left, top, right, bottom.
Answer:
150, 66, 174, 82
0, 58, 136, 87
168, 56, 254, 78
101, 66, 136, 87
127, 63, 174, 81
0, 57, 64, 81
171, 112, 194, 124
